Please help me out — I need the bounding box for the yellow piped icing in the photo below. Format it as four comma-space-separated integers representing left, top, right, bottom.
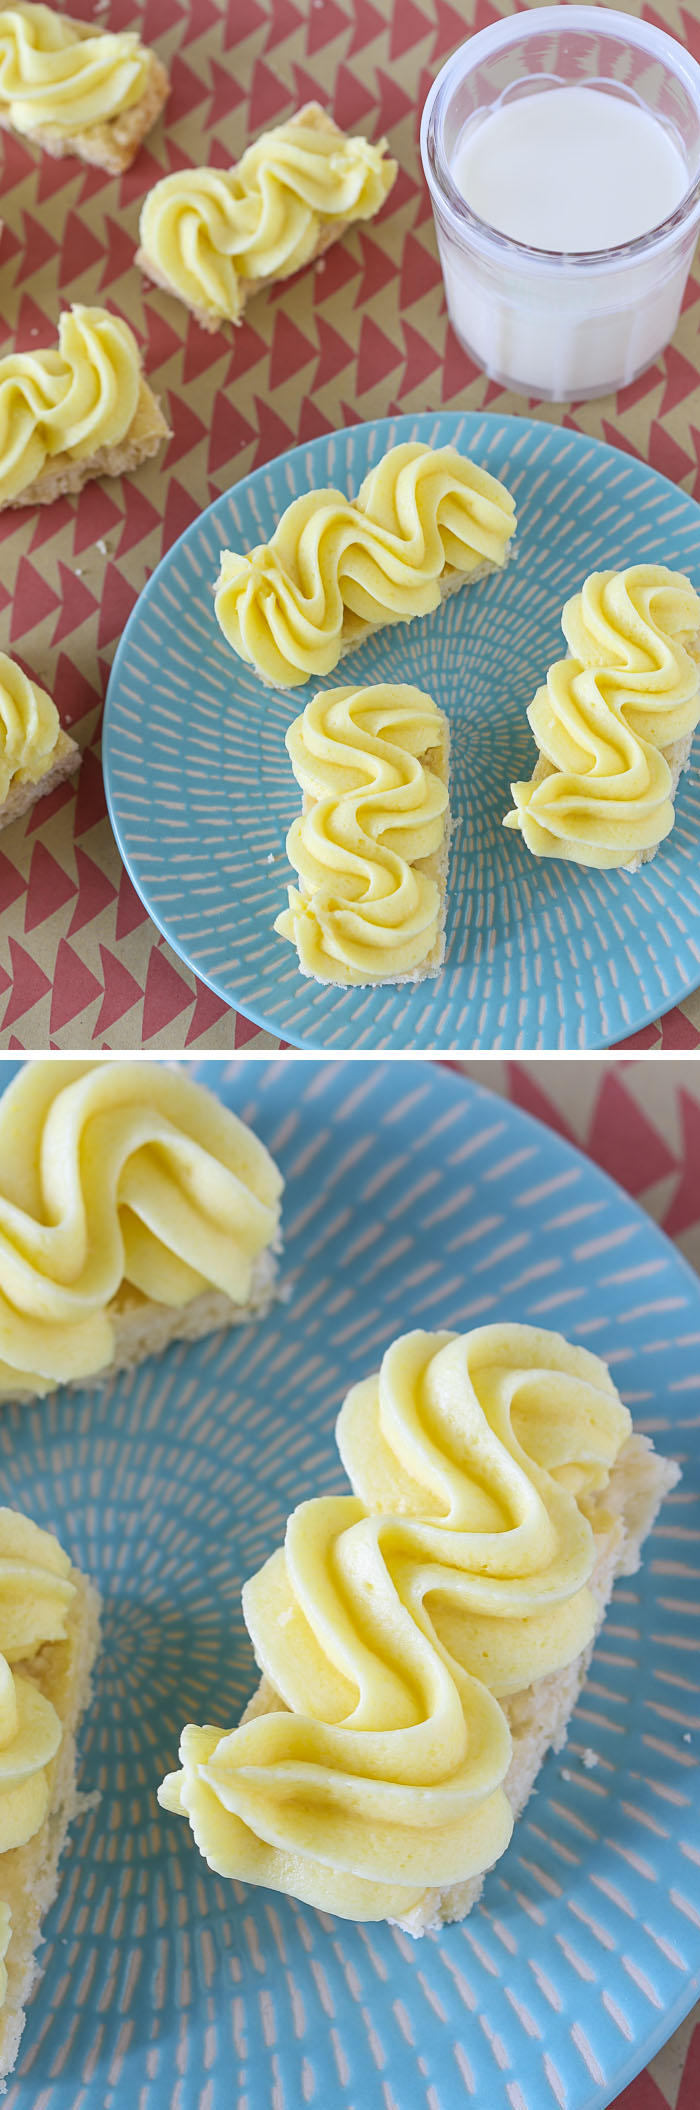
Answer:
0, 654, 63, 807
139, 113, 396, 325
0, 1510, 75, 1861
214, 441, 517, 687
0, 4, 150, 134
0, 304, 141, 507
337, 1326, 631, 1695
505, 565, 700, 868
0, 1060, 283, 1397
275, 682, 449, 983
158, 1324, 631, 1921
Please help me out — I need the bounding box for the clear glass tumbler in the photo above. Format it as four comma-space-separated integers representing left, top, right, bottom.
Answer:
420, 5, 700, 401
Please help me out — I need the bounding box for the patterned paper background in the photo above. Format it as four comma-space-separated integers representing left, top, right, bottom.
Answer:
462, 1056, 700, 2108
1, 0, 700, 1048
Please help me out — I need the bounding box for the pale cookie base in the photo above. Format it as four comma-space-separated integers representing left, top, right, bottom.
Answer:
136, 102, 395, 331
0, 729, 80, 835
239, 1432, 679, 1934
282, 712, 451, 987
4, 380, 170, 512
0, 1563, 101, 2089
527, 729, 694, 872
0, 1246, 280, 1405
0, 53, 170, 175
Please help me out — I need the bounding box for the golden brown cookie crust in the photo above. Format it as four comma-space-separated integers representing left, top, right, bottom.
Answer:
0, 727, 80, 833
137, 101, 396, 330
3, 377, 171, 511
0, 50, 169, 174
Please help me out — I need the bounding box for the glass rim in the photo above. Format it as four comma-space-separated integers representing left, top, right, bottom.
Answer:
421, 4, 700, 272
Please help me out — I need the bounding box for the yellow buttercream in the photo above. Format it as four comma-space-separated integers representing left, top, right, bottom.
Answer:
0, 304, 141, 507
505, 565, 700, 868
159, 1324, 631, 1921
0, 1510, 75, 1861
337, 1327, 631, 1695
215, 441, 517, 686
0, 4, 150, 134
0, 654, 62, 806
275, 682, 449, 983
139, 114, 396, 325
0, 1061, 283, 1396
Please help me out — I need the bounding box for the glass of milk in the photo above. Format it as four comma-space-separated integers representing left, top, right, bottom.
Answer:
420, 5, 700, 400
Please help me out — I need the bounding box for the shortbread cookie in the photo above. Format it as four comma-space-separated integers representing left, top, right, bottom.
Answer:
505, 565, 700, 870
0, 655, 79, 831
159, 1324, 678, 1930
275, 682, 451, 984
0, 1060, 283, 1402
0, 3, 168, 173
0, 305, 169, 511
215, 440, 517, 688
137, 102, 396, 331
0, 1509, 100, 2085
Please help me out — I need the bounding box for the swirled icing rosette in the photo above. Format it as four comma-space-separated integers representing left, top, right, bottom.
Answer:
275, 682, 450, 983
505, 565, 700, 868
0, 1512, 75, 1863
138, 105, 397, 328
0, 1060, 282, 1397
214, 441, 517, 687
337, 1326, 632, 1695
0, 649, 74, 814
159, 1324, 633, 1922
0, 305, 141, 507
0, 2, 168, 174
0, 3, 151, 133
160, 1492, 514, 1921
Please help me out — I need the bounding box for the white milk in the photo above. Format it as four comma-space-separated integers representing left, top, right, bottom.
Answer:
454, 87, 687, 253
434, 83, 695, 397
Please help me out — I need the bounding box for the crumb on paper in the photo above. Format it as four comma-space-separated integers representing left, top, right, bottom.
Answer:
96, 538, 108, 556
561, 1768, 573, 1782
582, 1749, 599, 1770
74, 567, 83, 577
683, 1732, 692, 1743
266, 853, 276, 865
277, 1278, 294, 1306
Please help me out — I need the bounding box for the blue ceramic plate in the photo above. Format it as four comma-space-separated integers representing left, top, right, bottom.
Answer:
4, 1059, 699, 2110
103, 413, 700, 1051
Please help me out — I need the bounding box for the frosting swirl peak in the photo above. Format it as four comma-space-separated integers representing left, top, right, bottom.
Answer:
505, 565, 700, 868
0, 1510, 75, 1861
0, 654, 64, 806
159, 1325, 631, 1919
0, 305, 141, 507
139, 112, 396, 326
275, 682, 449, 982
0, 1061, 282, 1395
215, 442, 516, 687
0, 4, 150, 133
